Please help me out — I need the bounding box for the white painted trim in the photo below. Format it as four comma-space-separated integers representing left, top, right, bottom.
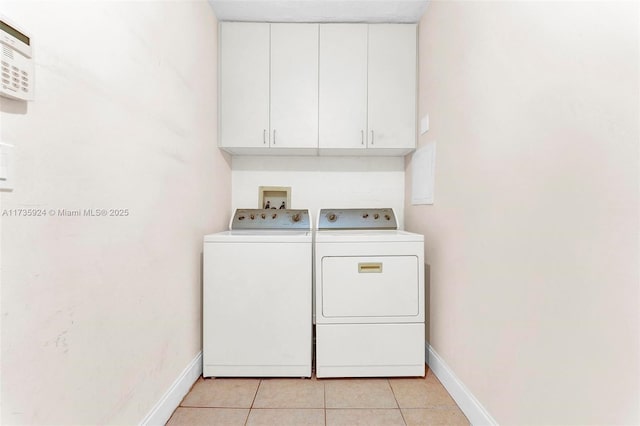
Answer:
139, 351, 202, 426
426, 344, 498, 426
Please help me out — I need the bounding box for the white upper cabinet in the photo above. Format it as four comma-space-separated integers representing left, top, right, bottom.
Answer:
220, 22, 416, 156
319, 24, 368, 152
319, 24, 416, 156
219, 23, 270, 151
367, 24, 417, 154
219, 22, 318, 155
271, 24, 319, 150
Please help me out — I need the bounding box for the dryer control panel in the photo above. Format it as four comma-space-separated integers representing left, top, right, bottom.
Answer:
318, 208, 397, 230
231, 209, 310, 230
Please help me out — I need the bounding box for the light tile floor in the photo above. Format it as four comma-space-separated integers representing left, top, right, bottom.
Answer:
167, 368, 469, 426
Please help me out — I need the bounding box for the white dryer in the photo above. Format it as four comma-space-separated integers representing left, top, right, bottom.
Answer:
203, 209, 312, 378
315, 208, 425, 378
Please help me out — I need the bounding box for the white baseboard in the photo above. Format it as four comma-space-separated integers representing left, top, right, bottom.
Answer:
140, 351, 202, 426
426, 344, 497, 426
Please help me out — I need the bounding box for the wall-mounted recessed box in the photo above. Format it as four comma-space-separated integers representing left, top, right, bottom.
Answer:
0, 142, 15, 191
259, 186, 291, 209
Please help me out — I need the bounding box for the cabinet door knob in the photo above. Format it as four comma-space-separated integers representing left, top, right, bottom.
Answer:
361, 130, 364, 145
371, 130, 374, 145
273, 129, 276, 145
263, 129, 267, 145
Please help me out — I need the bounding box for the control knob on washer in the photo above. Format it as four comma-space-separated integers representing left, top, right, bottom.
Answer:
292, 213, 301, 222
374, 213, 379, 219
385, 214, 391, 221
250, 214, 255, 220
261, 213, 266, 219
327, 213, 337, 222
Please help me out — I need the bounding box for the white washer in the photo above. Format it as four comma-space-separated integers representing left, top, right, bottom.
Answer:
315, 208, 425, 378
203, 209, 312, 378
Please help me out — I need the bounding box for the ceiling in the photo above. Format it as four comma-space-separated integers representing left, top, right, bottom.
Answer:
208, 0, 430, 23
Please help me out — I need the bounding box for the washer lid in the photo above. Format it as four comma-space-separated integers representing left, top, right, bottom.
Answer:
204, 230, 312, 243
315, 229, 423, 243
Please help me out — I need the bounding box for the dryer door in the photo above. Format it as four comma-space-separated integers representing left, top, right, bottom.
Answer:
321, 255, 419, 319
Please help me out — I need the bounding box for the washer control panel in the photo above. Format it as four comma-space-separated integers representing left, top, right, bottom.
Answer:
231, 209, 310, 230
317, 208, 397, 230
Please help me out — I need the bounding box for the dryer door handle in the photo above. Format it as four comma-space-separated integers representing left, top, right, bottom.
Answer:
358, 262, 383, 273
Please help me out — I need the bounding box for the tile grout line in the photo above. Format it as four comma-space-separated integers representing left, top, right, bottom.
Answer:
323, 378, 327, 426
244, 379, 262, 426
388, 378, 409, 426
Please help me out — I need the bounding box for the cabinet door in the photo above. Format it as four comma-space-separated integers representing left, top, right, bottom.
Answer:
368, 24, 417, 151
270, 24, 319, 149
319, 24, 368, 151
219, 23, 270, 150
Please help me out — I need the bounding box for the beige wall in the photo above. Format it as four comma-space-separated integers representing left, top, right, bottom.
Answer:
0, 1, 230, 424
407, 1, 639, 424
